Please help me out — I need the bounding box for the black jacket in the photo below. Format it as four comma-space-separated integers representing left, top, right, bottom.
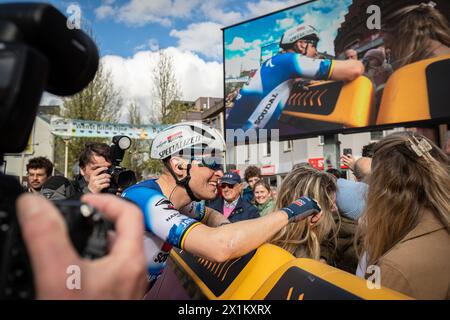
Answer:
209, 196, 260, 223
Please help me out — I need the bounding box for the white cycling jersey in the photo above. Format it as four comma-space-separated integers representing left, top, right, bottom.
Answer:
122, 179, 208, 287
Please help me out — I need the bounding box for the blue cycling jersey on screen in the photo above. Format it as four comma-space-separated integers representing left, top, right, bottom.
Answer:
227, 53, 333, 130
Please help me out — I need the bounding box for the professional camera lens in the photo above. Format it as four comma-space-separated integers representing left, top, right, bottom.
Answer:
116, 170, 137, 188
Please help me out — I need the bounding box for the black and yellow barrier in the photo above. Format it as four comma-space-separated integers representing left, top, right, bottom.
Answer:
170, 244, 294, 299
281, 76, 375, 128
376, 54, 450, 125
170, 244, 411, 300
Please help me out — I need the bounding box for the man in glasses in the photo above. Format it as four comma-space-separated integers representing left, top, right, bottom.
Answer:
122, 122, 322, 290
209, 171, 259, 223
226, 24, 364, 130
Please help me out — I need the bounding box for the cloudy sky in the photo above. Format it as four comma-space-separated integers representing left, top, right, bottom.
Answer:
22, 0, 351, 122
224, 0, 352, 77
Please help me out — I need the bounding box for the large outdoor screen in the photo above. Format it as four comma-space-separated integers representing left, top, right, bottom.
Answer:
223, 0, 450, 140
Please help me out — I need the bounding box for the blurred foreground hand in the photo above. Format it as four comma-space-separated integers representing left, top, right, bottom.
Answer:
16, 193, 147, 300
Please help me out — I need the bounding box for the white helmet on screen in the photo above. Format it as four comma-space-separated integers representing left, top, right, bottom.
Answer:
280, 24, 319, 49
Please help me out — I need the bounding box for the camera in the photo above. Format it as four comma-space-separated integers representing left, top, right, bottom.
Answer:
0, 197, 112, 299
0, 3, 106, 299
103, 135, 137, 194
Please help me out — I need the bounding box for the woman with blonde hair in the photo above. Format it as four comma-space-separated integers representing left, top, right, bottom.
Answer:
382, 1, 450, 69
270, 166, 339, 262
356, 131, 450, 299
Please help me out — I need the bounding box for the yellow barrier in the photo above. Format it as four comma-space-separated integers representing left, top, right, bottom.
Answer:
251, 258, 411, 300
376, 54, 450, 125
170, 244, 412, 300
170, 244, 295, 300
282, 76, 375, 127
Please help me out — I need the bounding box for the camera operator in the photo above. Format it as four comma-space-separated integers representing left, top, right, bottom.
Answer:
73, 142, 113, 196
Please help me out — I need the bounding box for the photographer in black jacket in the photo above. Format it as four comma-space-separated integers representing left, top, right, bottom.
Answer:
74, 142, 113, 196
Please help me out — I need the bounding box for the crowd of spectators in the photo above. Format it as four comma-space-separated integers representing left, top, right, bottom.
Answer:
11, 2, 450, 301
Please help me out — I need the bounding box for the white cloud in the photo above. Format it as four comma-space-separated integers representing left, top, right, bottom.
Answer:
96, 0, 200, 26
297, 6, 349, 56
200, 1, 243, 26
226, 37, 263, 52
170, 22, 223, 59
95, 5, 115, 20
227, 37, 248, 51
275, 17, 295, 31
246, 0, 305, 18
101, 48, 223, 122
226, 47, 261, 78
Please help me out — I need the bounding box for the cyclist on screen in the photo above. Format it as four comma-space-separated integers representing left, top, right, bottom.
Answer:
122, 122, 322, 288
226, 24, 364, 130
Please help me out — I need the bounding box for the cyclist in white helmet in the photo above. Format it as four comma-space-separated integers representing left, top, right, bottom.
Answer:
122, 122, 322, 288
227, 24, 365, 130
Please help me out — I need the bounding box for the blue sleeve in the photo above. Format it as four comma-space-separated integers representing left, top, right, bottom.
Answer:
180, 200, 208, 223
291, 54, 333, 80
336, 179, 368, 220
265, 53, 333, 82
122, 186, 200, 249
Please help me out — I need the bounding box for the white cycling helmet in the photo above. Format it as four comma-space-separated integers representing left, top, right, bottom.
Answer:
280, 24, 319, 48
150, 121, 225, 160
151, 121, 226, 202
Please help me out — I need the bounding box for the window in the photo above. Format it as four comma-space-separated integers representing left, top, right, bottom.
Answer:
266, 139, 271, 156
318, 135, 324, 146
283, 140, 293, 152
370, 131, 384, 141
246, 143, 250, 162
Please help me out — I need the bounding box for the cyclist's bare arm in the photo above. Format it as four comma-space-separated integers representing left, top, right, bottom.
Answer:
204, 207, 230, 227
183, 210, 288, 263
329, 59, 364, 82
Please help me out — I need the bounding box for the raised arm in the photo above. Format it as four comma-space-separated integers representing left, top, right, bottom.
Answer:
183, 197, 320, 262
204, 207, 230, 227
183, 210, 289, 262
329, 59, 365, 81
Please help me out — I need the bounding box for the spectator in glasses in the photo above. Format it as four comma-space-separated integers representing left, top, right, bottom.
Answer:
209, 171, 260, 223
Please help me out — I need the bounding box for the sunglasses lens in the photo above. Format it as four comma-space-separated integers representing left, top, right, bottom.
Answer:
194, 157, 223, 171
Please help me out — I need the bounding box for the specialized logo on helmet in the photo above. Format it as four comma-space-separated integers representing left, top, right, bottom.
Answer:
158, 135, 202, 158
